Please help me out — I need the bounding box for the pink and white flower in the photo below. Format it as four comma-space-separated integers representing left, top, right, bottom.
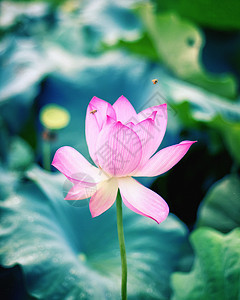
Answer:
52, 96, 196, 223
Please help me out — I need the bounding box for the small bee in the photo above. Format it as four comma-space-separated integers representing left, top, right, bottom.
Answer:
90, 109, 97, 114
152, 79, 158, 84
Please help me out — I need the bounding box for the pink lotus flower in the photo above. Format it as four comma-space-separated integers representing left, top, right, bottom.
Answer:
52, 96, 196, 223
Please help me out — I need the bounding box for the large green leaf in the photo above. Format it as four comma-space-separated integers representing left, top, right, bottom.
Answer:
103, 33, 159, 61
171, 228, 240, 300
41, 0, 142, 56
154, 0, 240, 30
196, 175, 240, 233
0, 37, 52, 133
80, 1, 142, 47
0, 0, 143, 134
0, 168, 18, 200
152, 67, 240, 164
208, 116, 240, 166
168, 102, 240, 165
145, 67, 240, 121
7, 137, 34, 171
0, 166, 188, 299
137, 5, 237, 98
0, 2, 51, 33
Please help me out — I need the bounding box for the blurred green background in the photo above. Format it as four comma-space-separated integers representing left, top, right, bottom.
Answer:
0, 0, 240, 299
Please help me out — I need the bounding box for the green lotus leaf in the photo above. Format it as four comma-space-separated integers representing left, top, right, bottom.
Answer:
151, 67, 240, 123
155, 0, 240, 30
164, 101, 240, 165
102, 33, 159, 61
0, 38, 52, 133
7, 137, 34, 171
137, 5, 237, 98
150, 67, 240, 164
0, 166, 188, 299
171, 228, 240, 300
207, 116, 240, 166
196, 174, 240, 233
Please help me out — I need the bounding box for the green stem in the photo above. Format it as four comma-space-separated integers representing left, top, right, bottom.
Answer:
43, 140, 51, 171
116, 192, 127, 300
